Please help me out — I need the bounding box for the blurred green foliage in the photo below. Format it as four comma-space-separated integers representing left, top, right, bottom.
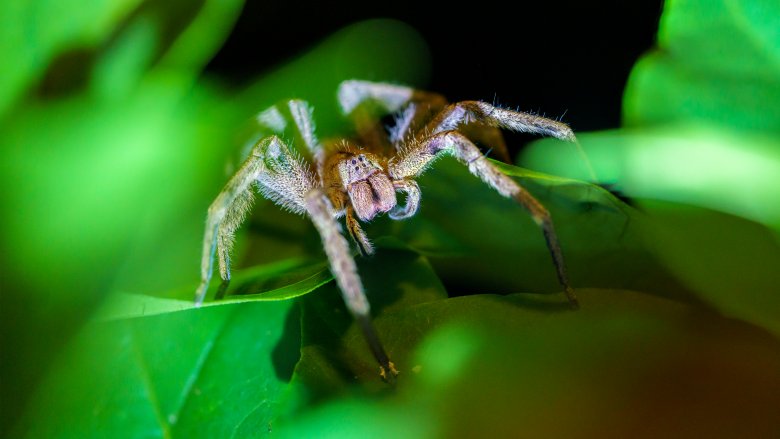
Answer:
521, 0, 780, 339
3, 0, 780, 437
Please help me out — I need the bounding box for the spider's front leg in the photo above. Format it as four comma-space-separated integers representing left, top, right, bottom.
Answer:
425, 100, 576, 142
389, 131, 578, 307
195, 144, 266, 305
196, 134, 317, 304
306, 189, 398, 382
196, 134, 396, 381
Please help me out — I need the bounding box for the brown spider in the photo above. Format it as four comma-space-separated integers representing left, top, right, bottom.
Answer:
195, 80, 579, 382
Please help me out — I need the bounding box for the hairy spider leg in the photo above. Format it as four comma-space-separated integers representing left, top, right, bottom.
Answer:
338, 80, 512, 162
257, 100, 325, 178
388, 131, 579, 308
196, 134, 396, 380
196, 142, 263, 305
424, 101, 577, 142
389, 179, 420, 220
306, 189, 397, 382
337, 80, 444, 151
419, 99, 596, 181
344, 204, 373, 256
195, 136, 316, 305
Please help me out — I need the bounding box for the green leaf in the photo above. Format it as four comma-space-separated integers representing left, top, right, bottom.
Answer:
623, 0, 780, 132
95, 258, 333, 321
378, 158, 693, 301
15, 300, 303, 438
290, 249, 448, 397
522, 127, 780, 230
0, 0, 245, 113
0, 0, 142, 114
644, 200, 780, 338
277, 288, 780, 438
522, 133, 780, 339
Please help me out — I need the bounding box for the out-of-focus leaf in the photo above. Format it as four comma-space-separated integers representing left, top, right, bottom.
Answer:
645, 200, 780, 338
522, 127, 780, 230
522, 130, 780, 338
14, 299, 303, 438
278, 287, 780, 438
623, 0, 780, 132
0, 0, 141, 114
0, 0, 245, 113
1, 82, 234, 308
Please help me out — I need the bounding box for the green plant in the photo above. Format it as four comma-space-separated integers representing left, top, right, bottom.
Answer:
3, 0, 779, 437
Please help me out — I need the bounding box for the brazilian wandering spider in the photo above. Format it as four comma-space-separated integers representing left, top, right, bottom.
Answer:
195, 80, 579, 382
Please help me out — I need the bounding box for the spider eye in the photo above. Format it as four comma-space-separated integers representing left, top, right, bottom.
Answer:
358, 156, 365, 161
351, 159, 357, 165
354, 166, 360, 171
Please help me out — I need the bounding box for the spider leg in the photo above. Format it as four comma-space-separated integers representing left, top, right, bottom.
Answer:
459, 123, 512, 163
345, 205, 374, 256
196, 147, 264, 305
389, 131, 578, 307
197, 135, 396, 380
389, 179, 421, 220
337, 80, 447, 151
196, 136, 316, 305
425, 101, 576, 142
337, 80, 513, 162
338, 80, 445, 117
305, 189, 398, 382
257, 100, 325, 176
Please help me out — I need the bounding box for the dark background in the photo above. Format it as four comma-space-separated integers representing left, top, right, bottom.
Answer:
207, 1, 664, 142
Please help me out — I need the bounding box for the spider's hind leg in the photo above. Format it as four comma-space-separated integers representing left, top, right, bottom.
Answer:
338, 80, 447, 151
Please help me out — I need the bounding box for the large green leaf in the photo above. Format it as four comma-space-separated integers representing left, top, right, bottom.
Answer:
278, 285, 780, 438
379, 158, 693, 301
623, 0, 780, 132
15, 300, 302, 438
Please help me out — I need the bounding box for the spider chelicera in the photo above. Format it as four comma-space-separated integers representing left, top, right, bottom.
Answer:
195, 80, 579, 382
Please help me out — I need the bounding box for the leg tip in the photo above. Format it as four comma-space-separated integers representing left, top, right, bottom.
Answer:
380, 362, 399, 384
565, 287, 580, 309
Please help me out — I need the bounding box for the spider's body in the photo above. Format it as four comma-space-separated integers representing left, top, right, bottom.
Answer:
196, 80, 579, 382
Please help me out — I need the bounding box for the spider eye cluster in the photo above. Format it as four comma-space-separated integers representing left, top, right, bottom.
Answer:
343, 154, 373, 178
350, 155, 366, 167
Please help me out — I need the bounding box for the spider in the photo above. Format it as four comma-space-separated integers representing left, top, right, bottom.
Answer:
195, 80, 579, 382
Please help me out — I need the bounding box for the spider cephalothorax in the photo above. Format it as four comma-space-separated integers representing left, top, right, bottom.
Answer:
196, 80, 579, 382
